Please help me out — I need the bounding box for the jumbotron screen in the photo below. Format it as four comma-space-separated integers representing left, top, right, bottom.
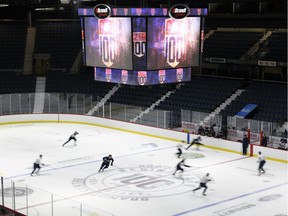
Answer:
84, 17, 133, 70
147, 17, 200, 70
79, 6, 207, 85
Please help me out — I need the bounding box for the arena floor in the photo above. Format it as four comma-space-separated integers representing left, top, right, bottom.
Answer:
0, 122, 287, 216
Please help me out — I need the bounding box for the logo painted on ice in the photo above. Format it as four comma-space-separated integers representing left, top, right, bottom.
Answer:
258, 194, 282, 202
0, 187, 34, 197
72, 165, 199, 201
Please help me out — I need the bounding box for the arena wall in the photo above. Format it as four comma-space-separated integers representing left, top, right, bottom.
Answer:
0, 114, 287, 163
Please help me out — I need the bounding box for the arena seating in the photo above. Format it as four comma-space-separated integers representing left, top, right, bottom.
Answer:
0, 19, 286, 132
0, 21, 27, 70
259, 32, 287, 62
0, 71, 36, 94
45, 72, 115, 97
107, 84, 176, 108
203, 31, 263, 59
156, 76, 243, 112
220, 81, 287, 124
34, 21, 81, 71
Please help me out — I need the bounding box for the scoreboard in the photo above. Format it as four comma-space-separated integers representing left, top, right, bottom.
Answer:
78, 5, 207, 85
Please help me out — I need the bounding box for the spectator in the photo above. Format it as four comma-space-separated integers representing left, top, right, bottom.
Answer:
261, 133, 268, 147
242, 134, 249, 155
279, 138, 287, 150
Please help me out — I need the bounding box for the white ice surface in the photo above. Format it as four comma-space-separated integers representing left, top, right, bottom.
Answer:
0, 123, 287, 216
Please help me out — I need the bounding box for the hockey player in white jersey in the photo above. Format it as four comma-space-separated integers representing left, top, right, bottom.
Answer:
62, 131, 79, 147
192, 173, 212, 195
257, 151, 266, 175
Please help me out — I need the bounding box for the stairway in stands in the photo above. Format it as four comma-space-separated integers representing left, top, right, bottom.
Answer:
33, 77, 46, 113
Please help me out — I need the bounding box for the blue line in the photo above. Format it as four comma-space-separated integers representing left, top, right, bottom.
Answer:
172, 182, 288, 216
5, 145, 175, 180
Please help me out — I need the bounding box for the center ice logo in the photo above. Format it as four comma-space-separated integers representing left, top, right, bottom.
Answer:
72, 165, 199, 201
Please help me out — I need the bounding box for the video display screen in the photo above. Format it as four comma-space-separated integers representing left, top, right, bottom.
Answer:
84, 17, 133, 70
147, 17, 201, 70
79, 6, 206, 85
94, 67, 191, 85
132, 17, 147, 70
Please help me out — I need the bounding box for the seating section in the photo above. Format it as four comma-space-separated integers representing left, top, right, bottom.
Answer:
45, 72, 115, 97
34, 21, 81, 70
0, 71, 36, 94
260, 32, 287, 62
0, 21, 287, 128
203, 31, 263, 59
220, 81, 287, 124
107, 84, 176, 107
156, 76, 242, 112
154, 77, 243, 127
0, 21, 27, 70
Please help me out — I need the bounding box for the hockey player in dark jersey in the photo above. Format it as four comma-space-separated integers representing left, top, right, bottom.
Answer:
186, 136, 203, 150
176, 144, 183, 158
62, 131, 78, 147
99, 155, 114, 172
172, 159, 190, 175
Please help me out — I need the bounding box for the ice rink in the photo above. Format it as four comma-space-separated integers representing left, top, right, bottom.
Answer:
0, 122, 287, 216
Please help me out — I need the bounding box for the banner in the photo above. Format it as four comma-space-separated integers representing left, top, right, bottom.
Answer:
235, 104, 257, 119
258, 60, 276, 67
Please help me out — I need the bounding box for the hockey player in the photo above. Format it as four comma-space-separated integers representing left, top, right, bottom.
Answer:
176, 144, 183, 158
186, 136, 203, 150
172, 159, 191, 175
257, 151, 266, 175
31, 155, 44, 176
99, 155, 114, 172
192, 173, 212, 196
62, 131, 79, 147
